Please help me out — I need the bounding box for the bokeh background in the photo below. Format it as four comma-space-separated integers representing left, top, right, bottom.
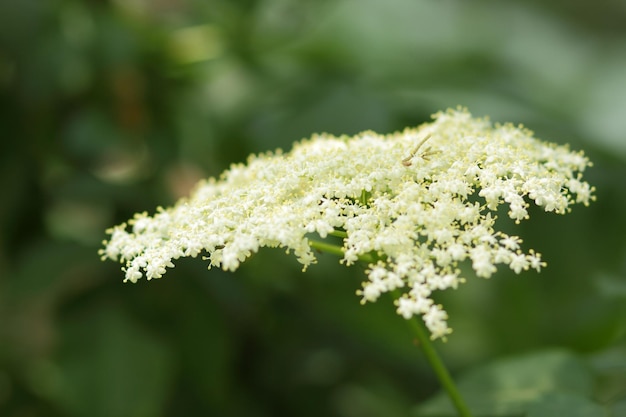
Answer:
1, 0, 626, 416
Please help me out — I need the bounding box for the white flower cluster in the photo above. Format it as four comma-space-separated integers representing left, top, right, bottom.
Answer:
100, 108, 594, 339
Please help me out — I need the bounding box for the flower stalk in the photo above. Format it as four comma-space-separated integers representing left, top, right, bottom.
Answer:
404, 306, 473, 417
311, 240, 472, 416
313, 241, 473, 416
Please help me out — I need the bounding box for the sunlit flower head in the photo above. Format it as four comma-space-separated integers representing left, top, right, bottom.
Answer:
100, 108, 595, 339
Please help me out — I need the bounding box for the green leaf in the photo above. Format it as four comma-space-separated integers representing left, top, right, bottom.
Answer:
414, 349, 596, 417
526, 393, 606, 417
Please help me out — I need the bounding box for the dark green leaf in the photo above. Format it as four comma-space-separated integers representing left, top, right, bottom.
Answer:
414, 350, 595, 417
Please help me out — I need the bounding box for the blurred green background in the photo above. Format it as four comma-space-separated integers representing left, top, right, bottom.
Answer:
1, 0, 625, 416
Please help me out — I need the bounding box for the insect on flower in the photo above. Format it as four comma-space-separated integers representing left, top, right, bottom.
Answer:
401, 134, 438, 166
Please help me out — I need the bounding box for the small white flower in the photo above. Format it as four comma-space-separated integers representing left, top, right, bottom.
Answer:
509, 252, 530, 274
470, 245, 497, 278
500, 236, 521, 251
424, 305, 451, 340
100, 108, 594, 339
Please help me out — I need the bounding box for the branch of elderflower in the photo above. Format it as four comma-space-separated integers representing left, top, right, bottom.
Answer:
100, 107, 595, 340
100, 107, 595, 417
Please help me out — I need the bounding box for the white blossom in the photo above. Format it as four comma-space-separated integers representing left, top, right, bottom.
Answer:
100, 108, 595, 339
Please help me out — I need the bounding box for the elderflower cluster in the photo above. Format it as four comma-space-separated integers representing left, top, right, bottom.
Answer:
100, 108, 594, 339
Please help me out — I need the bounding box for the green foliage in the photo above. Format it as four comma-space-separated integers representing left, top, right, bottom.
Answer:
415, 349, 608, 416
1, 0, 625, 416
55, 307, 175, 417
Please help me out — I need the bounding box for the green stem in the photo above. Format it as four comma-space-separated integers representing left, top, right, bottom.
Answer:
329, 229, 348, 238
308, 236, 472, 416
405, 316, 473, 417
308, 239, 375, 264
308, 239, 346, 257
